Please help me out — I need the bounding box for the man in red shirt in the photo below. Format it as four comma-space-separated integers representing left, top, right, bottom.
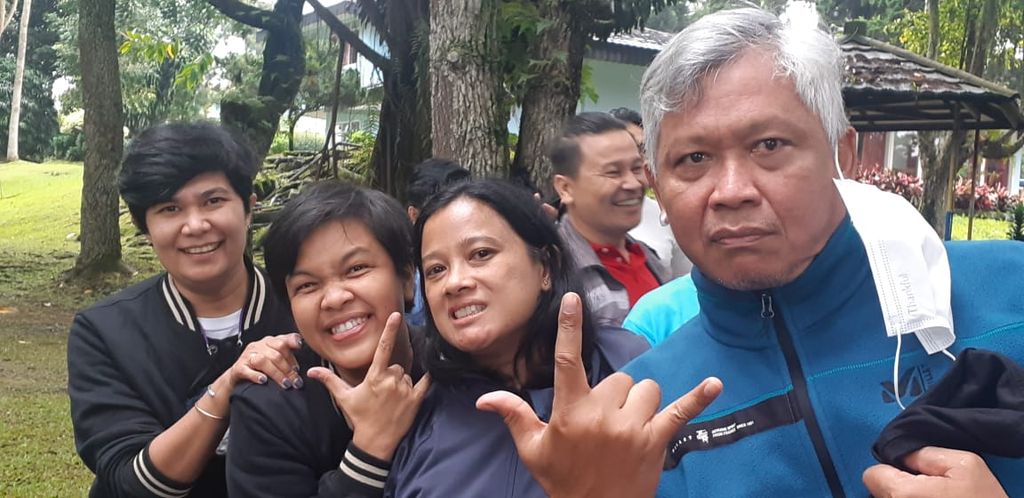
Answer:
550, 112, 671, 326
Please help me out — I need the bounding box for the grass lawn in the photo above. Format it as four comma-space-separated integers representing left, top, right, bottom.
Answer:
0, 160, 160, 496
950, 214, 1012, 241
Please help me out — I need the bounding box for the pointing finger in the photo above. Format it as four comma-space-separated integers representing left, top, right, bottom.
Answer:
553, 293, 590, 411
650, 377, 722, 444
367, 312, 402, 378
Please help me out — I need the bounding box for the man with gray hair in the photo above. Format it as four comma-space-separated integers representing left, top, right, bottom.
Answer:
477, 7, 1024, 497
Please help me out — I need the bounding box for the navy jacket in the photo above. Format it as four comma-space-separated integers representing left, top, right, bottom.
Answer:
385, 326, 649, 497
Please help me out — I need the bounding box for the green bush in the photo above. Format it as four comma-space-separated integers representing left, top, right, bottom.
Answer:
269, 131, 290, 155
51, 127, 85, 161
268, 130, 327, 153
292, 131, 326, 151
1008, 204, 1024, 242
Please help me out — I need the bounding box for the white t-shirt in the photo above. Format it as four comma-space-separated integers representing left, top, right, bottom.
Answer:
197, 309, 242, 340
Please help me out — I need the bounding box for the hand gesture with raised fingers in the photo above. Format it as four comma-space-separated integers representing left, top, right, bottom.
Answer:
308, 312, 430, 461
476, 293, 722, 498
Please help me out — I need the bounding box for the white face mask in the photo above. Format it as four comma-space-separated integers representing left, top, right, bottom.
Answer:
835, 179, 957, 409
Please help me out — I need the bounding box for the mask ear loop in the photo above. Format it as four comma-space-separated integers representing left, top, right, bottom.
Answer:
834, 147, 845, 180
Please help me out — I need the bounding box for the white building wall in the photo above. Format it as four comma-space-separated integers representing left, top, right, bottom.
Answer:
507, 59, 648, 135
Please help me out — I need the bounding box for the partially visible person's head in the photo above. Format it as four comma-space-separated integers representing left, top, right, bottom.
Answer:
640, 7, 854, 291
263, 181, 413, 376
119, 123, 260, 290
405, 158, 470, 222
550, 112, 645, 245
415, 179, 594, 387
608, 107, 645, 154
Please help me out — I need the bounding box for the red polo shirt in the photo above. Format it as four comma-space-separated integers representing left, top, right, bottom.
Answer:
589, 241, 660, 306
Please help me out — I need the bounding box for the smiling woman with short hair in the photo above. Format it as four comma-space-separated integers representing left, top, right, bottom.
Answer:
67, 123, 300, 498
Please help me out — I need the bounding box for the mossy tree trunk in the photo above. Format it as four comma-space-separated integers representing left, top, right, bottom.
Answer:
71, 0, 125, 279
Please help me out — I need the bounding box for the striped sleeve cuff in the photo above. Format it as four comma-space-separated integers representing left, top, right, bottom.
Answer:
133, 446, 192, 498
338, 444, 391, 490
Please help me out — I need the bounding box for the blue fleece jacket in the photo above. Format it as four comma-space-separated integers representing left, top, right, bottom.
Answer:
623, 218, 1024, 497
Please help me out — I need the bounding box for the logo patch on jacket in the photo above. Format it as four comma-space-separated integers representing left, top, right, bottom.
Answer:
664, 390, 801, 469
880, 365, 934, 405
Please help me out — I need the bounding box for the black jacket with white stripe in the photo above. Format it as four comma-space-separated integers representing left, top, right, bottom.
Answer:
227, 353, 392, 498
68, 263, 295, 498
226, 331, 428, 498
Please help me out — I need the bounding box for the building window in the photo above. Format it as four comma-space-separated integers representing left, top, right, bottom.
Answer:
886, 131, 919, 177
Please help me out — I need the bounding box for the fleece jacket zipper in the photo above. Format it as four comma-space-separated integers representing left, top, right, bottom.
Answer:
762, 292, 846, 498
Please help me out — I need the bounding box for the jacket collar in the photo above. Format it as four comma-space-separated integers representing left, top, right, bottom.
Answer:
558, 214, 671, 283
160, 259, 268, 333
691, 215, 876, 349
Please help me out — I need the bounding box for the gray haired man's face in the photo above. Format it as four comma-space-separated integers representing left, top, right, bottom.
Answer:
649, 49, 847, 291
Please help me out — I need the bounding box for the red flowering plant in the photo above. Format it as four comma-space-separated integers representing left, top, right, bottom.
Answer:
852, 167, 924, 207
953, 178, 1023, 213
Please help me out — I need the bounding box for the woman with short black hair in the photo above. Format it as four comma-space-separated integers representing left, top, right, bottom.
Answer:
228, 181, 428, 497
68, 122, 301, 498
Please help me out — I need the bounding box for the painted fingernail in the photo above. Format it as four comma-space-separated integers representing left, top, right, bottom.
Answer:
295, 335, 303, 346
293, 377, 304, 389
283, 378, 293, 389
292, 365, 300, 372
258, 375, 268, 385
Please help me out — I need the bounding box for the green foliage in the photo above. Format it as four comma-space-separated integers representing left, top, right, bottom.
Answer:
888, 0, 1024, 95
645, 3, 690, 32
816, 0, 915, 42
0, 0, 59, 77
1008, 203, 1024, 241
50, 126, 85, 161
55, 0, 228, 133
341, 129, 375, 180
269, 130, 290, 155
0, 56, 60, 162
579, 62, 599, 104
292, 131, 327, 151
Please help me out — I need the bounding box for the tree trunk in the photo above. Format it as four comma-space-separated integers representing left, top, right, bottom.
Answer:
513, 7, 586, 197
71, 0, 125, 279
209, 0, 305, 162
920, 130, 971, 239
308, 0, 431, 198
287, 110, 297, 151
4, 0, 30, 162
368, 0, 431, 198
429, 0, 506, 176
916, 0, 998, 239
926, 0, 939, 60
